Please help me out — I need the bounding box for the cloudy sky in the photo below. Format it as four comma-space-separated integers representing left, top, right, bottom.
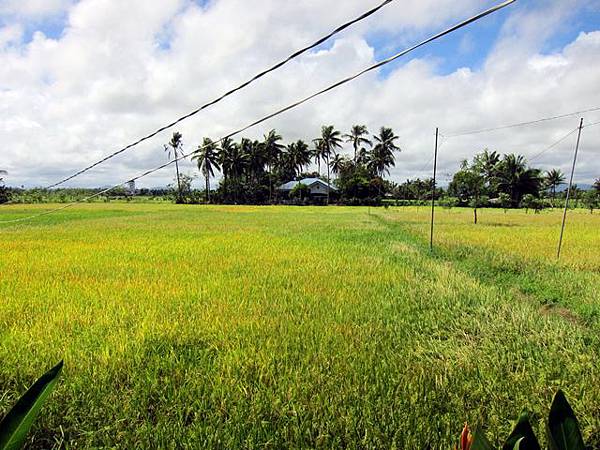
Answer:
1, 0, 600, 188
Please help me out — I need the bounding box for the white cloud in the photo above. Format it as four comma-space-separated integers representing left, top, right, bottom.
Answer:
0, 0, 74, 19
0, 0, 599, 189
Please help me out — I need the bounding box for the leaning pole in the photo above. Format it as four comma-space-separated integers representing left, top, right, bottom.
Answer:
557, 118, 584, 260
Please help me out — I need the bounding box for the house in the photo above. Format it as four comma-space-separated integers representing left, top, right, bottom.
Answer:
277, 178, 337, 197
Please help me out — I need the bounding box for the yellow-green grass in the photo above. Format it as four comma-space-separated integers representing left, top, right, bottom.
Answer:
1, 204, 599, 448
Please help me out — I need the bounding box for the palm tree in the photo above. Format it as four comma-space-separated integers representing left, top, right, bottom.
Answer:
192, 138, 220, 203
343, 125, 372, 164
240, 138, 265, 183
318, 125, 343, 204
218, 137, 234, 184
286, 140, 312, 178
218, 137, 246, 203
261, 130, 285, 203
473, 149, 500, 191
329, 153, 348, 177
545, 169, 565, 207
313, 139, 326, 176
369, 127, 400, 179
495, 154, 541, 206
165, 132, 184, 203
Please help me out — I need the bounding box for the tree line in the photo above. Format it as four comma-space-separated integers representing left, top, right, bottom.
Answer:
164, 124, 400, 205
2, 141, 599, 211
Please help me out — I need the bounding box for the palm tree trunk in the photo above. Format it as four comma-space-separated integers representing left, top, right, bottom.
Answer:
268, 162, 272, 204
474, 207, 478, 224
205, 170, 210, 204
326, 154, 330, 206
174, 158, 182, 203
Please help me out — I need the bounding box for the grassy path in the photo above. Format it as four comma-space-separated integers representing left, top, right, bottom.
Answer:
0, 205, 598, 448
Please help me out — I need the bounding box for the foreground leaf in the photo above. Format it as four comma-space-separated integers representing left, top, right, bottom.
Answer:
502, 411, 540, 450
471, 425, 495, 450
0, 361, 63, 450
546, 390, 585, 450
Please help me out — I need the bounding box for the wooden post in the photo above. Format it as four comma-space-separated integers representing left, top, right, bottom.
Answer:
557, 118, 584, 259
430, 128, 439, 251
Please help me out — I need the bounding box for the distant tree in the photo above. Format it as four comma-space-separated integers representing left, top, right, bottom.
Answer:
329, 153, 350, 178
521, 193, 544, 214
582, 190, 600, 214
448, 164, 486, 224
495, 154, 541, 206
285, 140, 312, 178
192, 138, 220, 203
473, 149, 500, 193
343, 125, 372, 164
545, 169, 565, 207
220, 139, 249, 203
164, 132, 184, 203
369, 127, 400, 179
0, 169, 8, 204
593, 178, 600, 193
262, 130, 285, 203
316, 125, 343, 205
498, 192, 511, 213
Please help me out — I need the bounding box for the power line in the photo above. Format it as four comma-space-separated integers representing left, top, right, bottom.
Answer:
38, 0, 397, 191
445, 106, 600, 138
528, 127, 579, 163
0, 0, 517, 224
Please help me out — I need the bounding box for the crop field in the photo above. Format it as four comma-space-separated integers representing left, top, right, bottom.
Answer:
1, 204, 599, 448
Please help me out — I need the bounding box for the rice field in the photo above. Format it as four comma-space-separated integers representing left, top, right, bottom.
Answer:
1, 204, 599, 448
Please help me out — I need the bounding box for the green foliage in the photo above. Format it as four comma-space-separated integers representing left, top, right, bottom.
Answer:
521, 194, 546, 213
439, 196, 459, 209
0, 362, 63, 450
581, 190, 600, 213
502, 412, 540, 450
289, 183, 310, 200
546, 391, 585, 450
461, 392, 588, 450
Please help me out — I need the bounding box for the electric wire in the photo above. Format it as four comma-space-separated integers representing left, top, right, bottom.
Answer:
38, 0, 397, 191
0, 0, 517, 224
445, 106, 600, 138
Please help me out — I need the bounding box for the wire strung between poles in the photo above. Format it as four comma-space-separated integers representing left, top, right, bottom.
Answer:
34, 0, 397, 191
0, 0, 517, 225
444, 106, 600, 138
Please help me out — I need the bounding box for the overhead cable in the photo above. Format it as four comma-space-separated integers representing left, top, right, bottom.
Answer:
0, 0, 517, 224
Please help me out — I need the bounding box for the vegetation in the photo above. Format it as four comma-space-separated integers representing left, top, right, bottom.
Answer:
0, 170, 8, 204
458, 390, 588, 450
0, 204, 598, 448
0, 362, 62, 450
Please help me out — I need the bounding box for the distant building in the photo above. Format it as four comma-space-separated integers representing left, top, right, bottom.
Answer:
277, 178, 337, 197
126, 180, 136, 195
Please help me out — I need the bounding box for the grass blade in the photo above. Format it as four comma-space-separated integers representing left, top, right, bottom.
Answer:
0, 361, 63, 450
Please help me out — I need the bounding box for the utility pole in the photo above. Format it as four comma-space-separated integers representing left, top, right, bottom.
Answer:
430, 128, 439, 251
557, 118, 584, 259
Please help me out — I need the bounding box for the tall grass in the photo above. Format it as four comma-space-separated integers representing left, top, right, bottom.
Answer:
1, 204, 598, 448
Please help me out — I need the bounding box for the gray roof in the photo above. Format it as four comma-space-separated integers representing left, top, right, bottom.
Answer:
277, 178, 337, 191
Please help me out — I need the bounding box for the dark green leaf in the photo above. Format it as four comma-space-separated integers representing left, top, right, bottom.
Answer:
0, 361, 63, 450
471, 425, 495, 450
546, 390, 585, 450
503, 411, 540, 450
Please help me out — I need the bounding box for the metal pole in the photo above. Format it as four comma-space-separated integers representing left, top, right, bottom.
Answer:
557, 118, 584, 259
430, 128, 439, 251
